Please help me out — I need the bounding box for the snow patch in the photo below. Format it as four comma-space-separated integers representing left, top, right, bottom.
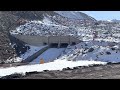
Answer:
20, 45, 47, 60
11, 20, 77, 36
0, 59, 106, 77
61, 41, 120, 63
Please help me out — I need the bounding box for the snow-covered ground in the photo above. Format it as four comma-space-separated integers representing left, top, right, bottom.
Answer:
0, 59, 106, 77
42, 16, 53, 24
30, 48, 65, 64
20, 45, 47, 60
59, 41, 120, 63
4, 45, 48, 63
10, 20, 77, 36
10, 20, 120, 64
6, 12, 120, 77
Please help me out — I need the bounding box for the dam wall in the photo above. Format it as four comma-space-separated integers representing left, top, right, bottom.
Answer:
11, 34, 81, 47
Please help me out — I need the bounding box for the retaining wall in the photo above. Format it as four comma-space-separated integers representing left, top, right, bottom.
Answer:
22, 46, 49, 63
11, 34, 81, 46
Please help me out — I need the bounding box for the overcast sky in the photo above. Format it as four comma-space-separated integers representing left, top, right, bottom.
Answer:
81, 11, 120, 20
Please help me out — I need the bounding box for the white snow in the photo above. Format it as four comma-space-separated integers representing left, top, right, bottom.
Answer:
30, 48, 65, 64
11, 20, 77, 36
20, 45, 47, 60
0, 59, 106, 77
98, 52, 120, 62
107, 20, 113, 22
60, 41, 120, 63
5, 57, 23, 63
42, 16, 53, 24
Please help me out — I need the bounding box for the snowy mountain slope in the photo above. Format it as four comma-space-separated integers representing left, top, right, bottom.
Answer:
111, 19, 120, 23
54, 11, 96, 21
3, 11, 120, 78
0, 11, 59, 62
11, 20, 78, 36
55, 11, 85, 19
10, 12, 120, 65
10, 12, 120, 64
59, 40, 120, 63
8, 11, 120, 65
10, 11, 96, 36
6, 11, 58, 21
6, 11, 97, 64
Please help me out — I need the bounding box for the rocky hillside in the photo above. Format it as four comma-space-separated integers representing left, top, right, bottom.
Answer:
0, 11, 46, 63
0, 11, 96, 63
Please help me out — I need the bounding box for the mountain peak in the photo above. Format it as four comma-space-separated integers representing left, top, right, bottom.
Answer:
54, 11, 96, 21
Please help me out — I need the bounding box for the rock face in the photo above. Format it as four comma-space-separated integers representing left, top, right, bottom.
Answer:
0, 11, 96, 63
0, 32, 16, 63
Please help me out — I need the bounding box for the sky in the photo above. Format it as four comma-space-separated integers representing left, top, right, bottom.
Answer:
81, 11, 120, 20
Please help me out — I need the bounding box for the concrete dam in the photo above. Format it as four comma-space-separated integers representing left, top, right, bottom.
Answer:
11, 34, 81, 47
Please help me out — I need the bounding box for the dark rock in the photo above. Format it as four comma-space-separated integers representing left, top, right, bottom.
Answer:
107, 62, 112, 65
88, 48, 94, 52
25, 71, 39, 76
43, 70, 49, 72
106, 52, 111, 55
111, 48, 116, 50
62, 67, 73, 71
1, 73, 23, 79
73, 67, 79, 69
108, 62, 120, 65
91, 64, 101, 67
85, 44, 88, 46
